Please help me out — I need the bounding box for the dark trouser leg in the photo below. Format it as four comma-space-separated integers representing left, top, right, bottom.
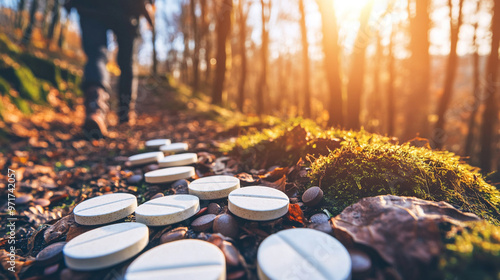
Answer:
115, 28, 139, 124
79, 14, 110, 117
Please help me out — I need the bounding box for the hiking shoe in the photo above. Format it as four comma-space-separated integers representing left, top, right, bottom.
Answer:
83, 113, 108, 139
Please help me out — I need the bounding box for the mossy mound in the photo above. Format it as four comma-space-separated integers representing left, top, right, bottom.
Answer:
0, 54, 42, 102
438, 221, 500, 279
18, 53, 62, 88
0, 33, 21, 54
220, 118, 394, 169
308, 141, 500, 223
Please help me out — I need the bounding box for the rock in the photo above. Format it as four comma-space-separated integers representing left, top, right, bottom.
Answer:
331, 195, 480, 279
150, 192, 164, 200
310, 213, 329, 224
60, 268, 92, 280
160, 227, 188, 244
44, 214, 76, 244
15, 194, 33, 205
213, 214, 239, 239
44, 264, 59, 275
191, 214, 216, 232
171, 179, 189, 194
301, 186, 323, 207
127, 174, 143, 184
36, 242, 66, 266
349, 249, 372, 279
207, 203, 221, 215
34, 198, 51, 207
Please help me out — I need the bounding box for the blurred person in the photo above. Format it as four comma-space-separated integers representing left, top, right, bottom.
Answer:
65, 0, 154, 139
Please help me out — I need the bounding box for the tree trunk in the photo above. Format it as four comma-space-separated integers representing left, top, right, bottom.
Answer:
316, 0, 343, 127
22, 0, 39, 45
404, 0, 431, 139
298, 0, 311, 118
200, 0, 212, 85
211, 0, 232, 105
237, 0, 249, 112
479, 0, 500, 172
346, 2, 373, 130
181, 3, 190, 84
16, 0, 26, 29
47, 0, 60, 41
464, 0, 481, 157
257, 0, 271, 116
57, 17, 66, 49
190, 0, 200, 96
387, 24, 396, 136
434, 0, 464, 149
152, 26, 158, 75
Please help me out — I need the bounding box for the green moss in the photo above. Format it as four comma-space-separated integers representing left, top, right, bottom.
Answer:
0, 34, 21, 54
18, 53, 62, 89
308, 141, 500, 223
438, 221, 500, 279
0, 76, 10, 94
220, 118, 393, 169
0, 55, 41, 102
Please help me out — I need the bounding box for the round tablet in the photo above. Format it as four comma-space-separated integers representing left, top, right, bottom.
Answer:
135, 194, 200, 226
63, 222, 148, 271
125, 239, 225, 280
146, 139, 171, 148
73, 193, 137, 225
159, 153, 198, 168
160, 143, 189, 154
128, 151, 164, 166
189, 176, 240, 200
145, 166, 195, 184
228, 186, 289, 221
257, 228, 351, 280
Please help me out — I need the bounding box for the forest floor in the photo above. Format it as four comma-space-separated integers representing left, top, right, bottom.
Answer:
0, 76, 319, 280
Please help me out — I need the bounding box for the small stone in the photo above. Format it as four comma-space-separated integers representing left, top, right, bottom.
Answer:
213, 214, 239, 239
127, 174, 143, 184
207, 203, 221, 215
44, 264, 59, 275
172, 179, 189, 194
34, 198, 51, 207
191, 214, 216, 232
145, 164, 160, 172
36, 242, 66, 266
15, 194, 33, 205
302, 186, 323, 207
60, 268, 92, 280
349, 249, 372, 278
150, 193, 164, 200
227, 270, 246, 280
160, 227, 188, 244
310, 213, 329, 224
308, 222, 333, 235
220, 241, 239, 267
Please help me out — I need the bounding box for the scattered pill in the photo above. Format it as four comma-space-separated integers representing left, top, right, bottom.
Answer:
257, 228, 351, 280
128, 152, 164, 166
145, 166, 196, 184
125, 239, 225, 280
191, 214, 216, 232
189, 175, 240, 200
63, 222, 149, 271
73, 193, 137, 226
135, 194, 200, 226
160, 143, 189, 154
228, 186, 289, 221
146, 139, 171, 148
159, 153, 198, 168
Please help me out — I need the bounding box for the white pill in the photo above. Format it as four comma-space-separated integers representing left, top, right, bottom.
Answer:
135, 194, 200, 226
159, 153, 198, 168
146, 139, 171, 148
73, 193, 137, 225
228, 186, 289, 221
64, 222, 148, 271
160, 142, 189, 154
189, 175, 240, 200
257, 228, 351, 280
125, 239, 225, 280
128, 151, 164, 166
145, 166, 195, 184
